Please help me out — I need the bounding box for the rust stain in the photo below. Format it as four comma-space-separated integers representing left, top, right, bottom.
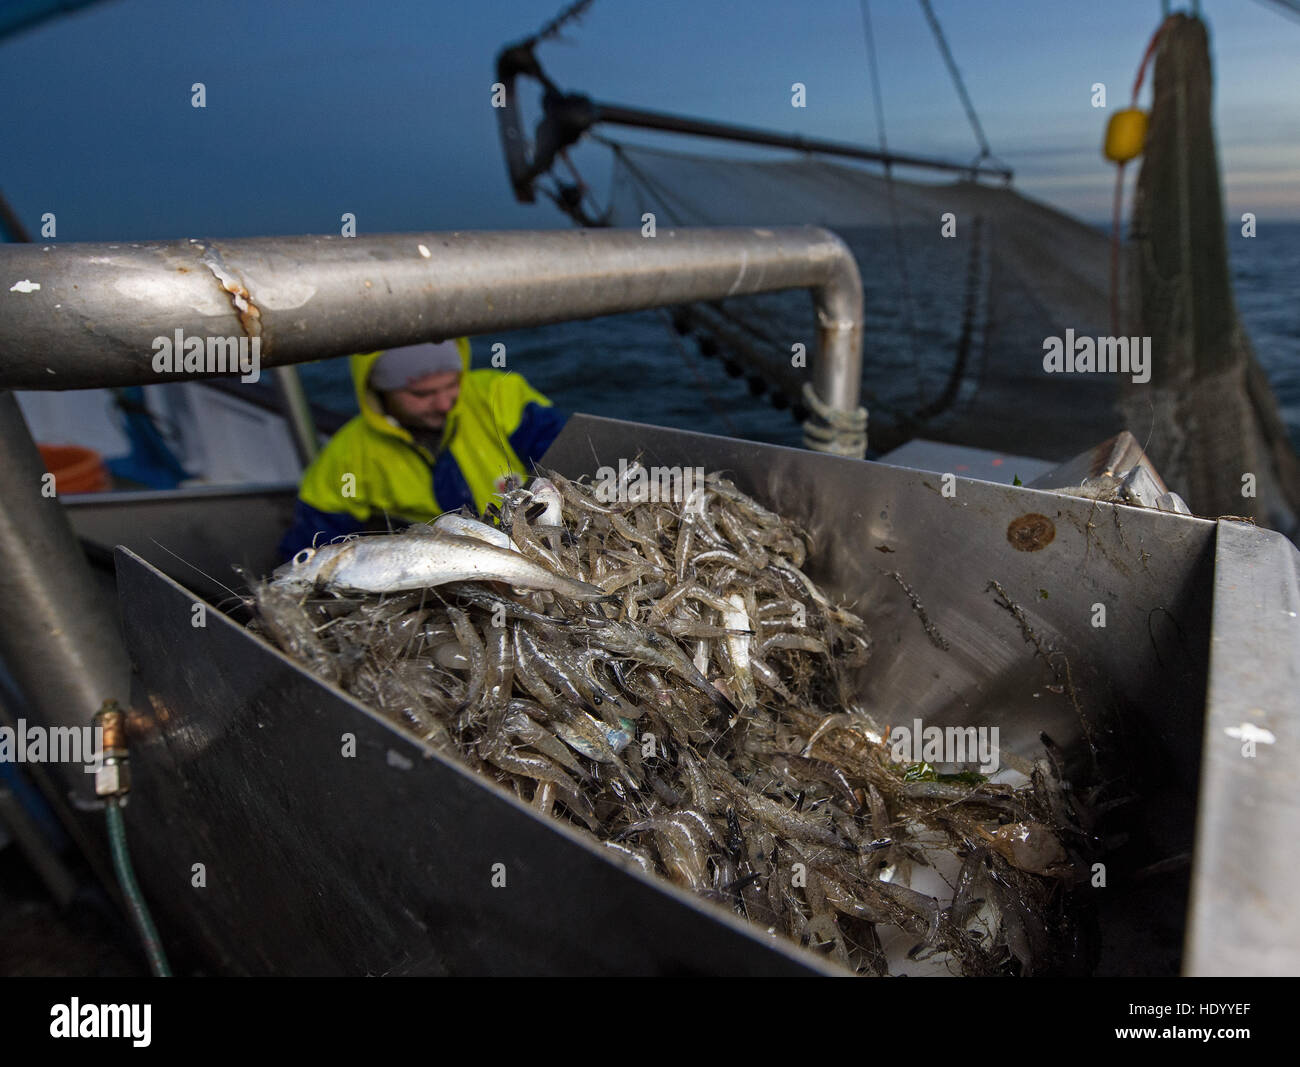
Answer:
221, 278, 263, 339
195, 240, 266, 348
1007, 513, 1055, 551
145, 691, 172, 727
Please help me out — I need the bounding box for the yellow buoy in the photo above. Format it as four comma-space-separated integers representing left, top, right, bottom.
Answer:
1104, 108, 1148, 163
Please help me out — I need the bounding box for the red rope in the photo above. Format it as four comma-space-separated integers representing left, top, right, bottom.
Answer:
1110, 17, 1172, 335
1131, 19, 1169, 105
1110, 161, 1127, 335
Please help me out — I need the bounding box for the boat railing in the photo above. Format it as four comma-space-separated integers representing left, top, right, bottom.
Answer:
0, 225, 866, 804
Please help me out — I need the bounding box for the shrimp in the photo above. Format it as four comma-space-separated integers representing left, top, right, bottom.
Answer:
252, 458, 1097, 977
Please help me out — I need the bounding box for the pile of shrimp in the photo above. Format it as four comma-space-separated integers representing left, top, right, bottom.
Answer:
251, 463, 1095, 975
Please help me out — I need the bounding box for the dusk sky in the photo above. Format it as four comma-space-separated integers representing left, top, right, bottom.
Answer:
1, 0, 1298, 242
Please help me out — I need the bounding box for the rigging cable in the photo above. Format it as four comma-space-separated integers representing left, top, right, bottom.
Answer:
597, 137, 707, 227
541, 148, 611, 226
917, 0, 993, 162
860, 0, 928, 412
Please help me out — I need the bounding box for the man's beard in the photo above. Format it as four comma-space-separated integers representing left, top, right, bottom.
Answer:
408, 420, 447, 454
406, 412, 445, 432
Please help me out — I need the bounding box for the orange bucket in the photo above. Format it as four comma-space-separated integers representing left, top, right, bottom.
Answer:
38, 444, 109, 494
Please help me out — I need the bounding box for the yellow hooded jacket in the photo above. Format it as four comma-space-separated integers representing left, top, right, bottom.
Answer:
278, 340, 567, 557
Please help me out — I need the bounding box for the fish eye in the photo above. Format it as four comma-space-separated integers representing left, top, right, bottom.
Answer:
293, 548, 315, 565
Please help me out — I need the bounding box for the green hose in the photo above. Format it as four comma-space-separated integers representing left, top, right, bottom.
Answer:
106, 798, 172, 977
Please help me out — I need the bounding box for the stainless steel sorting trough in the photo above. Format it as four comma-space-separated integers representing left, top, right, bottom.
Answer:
113, 414, 1300, 976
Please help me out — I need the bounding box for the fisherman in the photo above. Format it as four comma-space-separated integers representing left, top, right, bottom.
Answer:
278, 339, 568, 558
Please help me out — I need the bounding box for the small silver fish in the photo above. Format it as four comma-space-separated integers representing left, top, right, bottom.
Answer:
432, 512, 521, 552
272, 531, 612, 600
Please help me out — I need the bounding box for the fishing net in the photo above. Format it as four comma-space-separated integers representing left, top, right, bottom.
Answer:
592, 14, 1300, 535
1122, 14, 1300, 531
601, 139, 1120, 460
499, 5, 1299, 529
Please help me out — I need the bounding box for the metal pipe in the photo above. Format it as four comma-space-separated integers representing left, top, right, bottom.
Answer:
592, 102, 1014, 182
0, 391, 130, 806
1, 0, 114, 41
272, 364, 320, 466
0, 227, 863, 766
0, 783, 78, 908
0, 227, 863, 417
0, 187, 32, 243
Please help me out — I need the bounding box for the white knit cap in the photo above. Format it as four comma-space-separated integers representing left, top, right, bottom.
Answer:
369, 341, 462, 391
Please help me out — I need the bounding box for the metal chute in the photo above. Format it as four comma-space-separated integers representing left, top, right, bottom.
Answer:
105, 413, 1300, 975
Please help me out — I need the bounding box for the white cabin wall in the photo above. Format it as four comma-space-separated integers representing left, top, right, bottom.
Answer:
15, 384, 304, 486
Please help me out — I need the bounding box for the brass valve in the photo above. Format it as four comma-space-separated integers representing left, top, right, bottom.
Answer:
92, 699, 131, 799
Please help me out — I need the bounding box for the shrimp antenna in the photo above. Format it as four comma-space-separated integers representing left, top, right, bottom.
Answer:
1116, 397, 1158, 491
147, 538, 249, 608
485, 365, 521, 502
494, 394, 514, 480
1138, 394, 1156, 462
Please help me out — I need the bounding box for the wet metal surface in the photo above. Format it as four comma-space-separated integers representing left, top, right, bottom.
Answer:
1184, 520, 1300, 976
